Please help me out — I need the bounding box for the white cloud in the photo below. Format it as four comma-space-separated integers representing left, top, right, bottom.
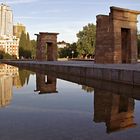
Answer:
31, 9, 70, 15
0, 0, 38, 4
14, 16, 44, 19
14, 14, 95, 21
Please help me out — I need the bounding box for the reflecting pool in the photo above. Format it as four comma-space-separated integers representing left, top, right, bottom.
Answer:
0, 64, 140, 140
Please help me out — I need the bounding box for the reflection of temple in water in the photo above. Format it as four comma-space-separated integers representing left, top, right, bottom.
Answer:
94, 89, 136, 133
35, 74, 57, 94
0, 75, 12, 107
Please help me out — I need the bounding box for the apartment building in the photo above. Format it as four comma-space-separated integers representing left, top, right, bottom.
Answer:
0, 3, 13, 37
0, 36, 19, 58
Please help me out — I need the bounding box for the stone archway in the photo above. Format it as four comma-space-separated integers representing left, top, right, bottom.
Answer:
95, 7, 140, 63
35, 32, 59, 61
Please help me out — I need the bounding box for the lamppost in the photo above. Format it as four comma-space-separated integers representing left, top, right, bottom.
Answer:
72, 51, 74, 59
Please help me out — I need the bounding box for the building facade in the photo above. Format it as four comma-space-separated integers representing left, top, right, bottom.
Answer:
0, 3, 20, 59
0, 36, 19, 59
57, 41, 68, 49
13, 23, 26, 38
0, 3, 13, 37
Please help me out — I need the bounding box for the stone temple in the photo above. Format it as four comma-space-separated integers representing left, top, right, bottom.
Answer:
35, 32, 59, 61
95, 7, 140, 63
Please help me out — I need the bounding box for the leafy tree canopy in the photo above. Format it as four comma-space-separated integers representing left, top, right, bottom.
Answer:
0, 51, 15, 59
76, 23, 96, 58
58, 42, 78, 58
19, 31, 36, 59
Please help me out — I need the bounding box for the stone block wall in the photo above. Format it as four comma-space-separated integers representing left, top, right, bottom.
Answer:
95, 7, 140, 64
95, 15, 114, 63
36, 32, 59, 61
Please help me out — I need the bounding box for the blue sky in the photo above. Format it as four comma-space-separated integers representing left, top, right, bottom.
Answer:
1, 0, 140, 43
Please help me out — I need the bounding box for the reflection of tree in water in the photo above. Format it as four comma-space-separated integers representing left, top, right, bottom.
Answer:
82, 85, 94, 93
18, 69, 34, 86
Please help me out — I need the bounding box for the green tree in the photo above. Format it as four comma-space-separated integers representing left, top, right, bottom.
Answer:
26, 32, 31, 51
19, 31, 27, 58
0, 51, 3, 59
76, 23, 96, 58
67, 43, 78, 58
0, 50, 15, 59
58, 47, 68, 58
58, 42, 78, 58
19, 31, 33, 59
3, 53, 13, 59
30, 39, 36, 59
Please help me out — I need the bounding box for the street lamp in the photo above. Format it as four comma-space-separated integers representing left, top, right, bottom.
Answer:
72, 51, 74, 59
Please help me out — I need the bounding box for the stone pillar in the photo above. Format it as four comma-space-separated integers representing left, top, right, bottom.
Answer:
35, 32, 59, 61
95, 7, 140, 63
95, 15, 114, 63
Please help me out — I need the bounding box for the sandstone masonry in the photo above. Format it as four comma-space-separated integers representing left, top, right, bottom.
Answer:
35, 32, 59, 61
95, 7, 140, 63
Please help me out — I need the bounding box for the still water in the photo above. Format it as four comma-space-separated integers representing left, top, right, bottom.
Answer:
0, 64, 140, 140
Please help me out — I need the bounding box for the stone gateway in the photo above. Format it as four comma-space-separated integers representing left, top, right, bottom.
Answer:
35, 32, 59, 61
95, 7, 140, 63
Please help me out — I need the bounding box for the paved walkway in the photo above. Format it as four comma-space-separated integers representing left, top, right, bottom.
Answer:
2, 60, 140, 86
8, 60, 140, 71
